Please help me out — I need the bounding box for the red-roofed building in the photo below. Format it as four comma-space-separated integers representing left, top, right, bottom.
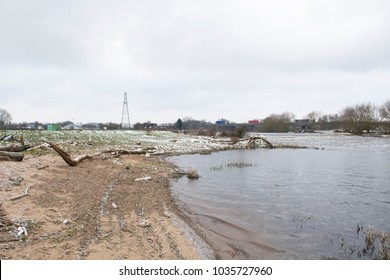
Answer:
248, 119, 260, 125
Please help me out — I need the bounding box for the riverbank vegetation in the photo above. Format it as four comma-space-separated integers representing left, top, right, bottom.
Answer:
362, 227, 390, 260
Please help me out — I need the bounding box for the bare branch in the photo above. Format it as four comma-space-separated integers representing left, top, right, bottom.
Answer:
10, 186, 31, 201
48, 142, 78, 166
48, 142, 155, 166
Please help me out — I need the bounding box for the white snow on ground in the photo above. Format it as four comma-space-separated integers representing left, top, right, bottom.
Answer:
1, 130, 270, 155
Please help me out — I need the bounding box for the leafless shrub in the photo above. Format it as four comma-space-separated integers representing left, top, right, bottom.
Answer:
186, 169, 200, 180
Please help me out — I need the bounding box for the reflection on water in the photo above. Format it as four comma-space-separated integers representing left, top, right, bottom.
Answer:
168, 133, 390, 259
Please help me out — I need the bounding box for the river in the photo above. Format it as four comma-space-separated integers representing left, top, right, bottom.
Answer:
167, 133, 390, 259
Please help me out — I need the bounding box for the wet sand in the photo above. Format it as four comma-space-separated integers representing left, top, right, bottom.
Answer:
172, 197, 285, 259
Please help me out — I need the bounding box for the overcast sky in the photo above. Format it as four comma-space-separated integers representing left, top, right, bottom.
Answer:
1, 0, 389, 124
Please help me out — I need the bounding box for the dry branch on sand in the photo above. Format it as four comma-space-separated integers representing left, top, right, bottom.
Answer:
0, 136, 30, 162
0, 135, 30, 153
9, 186, 31, 201
48, 142, 156, 167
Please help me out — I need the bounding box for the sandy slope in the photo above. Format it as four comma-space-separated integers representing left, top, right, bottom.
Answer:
0, 152, 212, 260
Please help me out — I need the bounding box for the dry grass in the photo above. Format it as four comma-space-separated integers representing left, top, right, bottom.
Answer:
226, 162, 257, 168
186, 169, 200, 180
363, 227, 390, 260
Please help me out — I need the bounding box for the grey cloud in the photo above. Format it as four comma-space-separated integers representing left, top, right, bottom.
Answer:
1, 0, 390, 123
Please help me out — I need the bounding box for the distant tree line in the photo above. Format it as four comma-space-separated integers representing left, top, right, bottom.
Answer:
1, 100, 389, 134
171, 101, 389, 135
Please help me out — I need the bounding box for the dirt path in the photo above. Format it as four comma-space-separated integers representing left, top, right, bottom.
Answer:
0, 153, 210, 260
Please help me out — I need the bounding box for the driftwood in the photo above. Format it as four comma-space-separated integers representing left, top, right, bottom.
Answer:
0, 145, 31, 152
0, 135, 30, 152
48, 142, 154, 167
37, 165, 49, 170
248, 136, 274, 149
48, 142, 79, 166
0, 151, 25, 162
237, 136, 274, 149
229, 136, 275, 149
0, 135, 30, 161
9, 186, 31, 201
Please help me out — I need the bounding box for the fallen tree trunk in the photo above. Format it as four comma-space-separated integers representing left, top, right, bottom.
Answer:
48, 142, 155, 166
229, 136, 275, 149
249, 136, 274, 149
48, 142, 79, 166
0, 135, 30, 152
237, 136, 274, 149
0, 151, 25, 162
0, 145, 31, 152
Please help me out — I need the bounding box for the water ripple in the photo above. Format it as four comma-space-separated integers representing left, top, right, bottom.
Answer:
169, 134, 390, 259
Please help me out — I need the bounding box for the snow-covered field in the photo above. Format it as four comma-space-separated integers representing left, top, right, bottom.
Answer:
1, 130, 268, 155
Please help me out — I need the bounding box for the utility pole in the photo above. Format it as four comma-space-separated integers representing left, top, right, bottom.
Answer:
121, 92, 131, 129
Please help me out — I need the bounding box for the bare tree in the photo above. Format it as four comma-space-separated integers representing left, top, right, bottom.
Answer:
181, 117, 212, 130
340, 103, 378, 134
305, 111, 323, 123
379, 100, 390, 133
379, 100, 390, 120
260, 112, 295, 132
0, 109, 12, 128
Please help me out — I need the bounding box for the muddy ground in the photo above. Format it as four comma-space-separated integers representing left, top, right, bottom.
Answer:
0, 151, 213, 260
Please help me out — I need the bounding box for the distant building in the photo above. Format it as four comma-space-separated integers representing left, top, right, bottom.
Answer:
82, 123, 100, 130
62, 124, 82, 130
292, 119, 311, 132
133, 122, 157, 130
248, 119, 260, 125
47, 124, 61, 131
216, 119, 228, 125
26, 123, 36, 130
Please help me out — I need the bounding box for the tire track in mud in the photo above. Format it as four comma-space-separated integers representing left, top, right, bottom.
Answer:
73, 157, 197, 260
1, 154, 202, 260
76, 170, 123, 259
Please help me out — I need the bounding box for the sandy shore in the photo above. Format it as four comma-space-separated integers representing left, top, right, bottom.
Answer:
0, 150, 215, 260
1, 130, 277, 260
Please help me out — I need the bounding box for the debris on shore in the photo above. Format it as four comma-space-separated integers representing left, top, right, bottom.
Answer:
186, 169, 200, 180
1, 130, 305, 165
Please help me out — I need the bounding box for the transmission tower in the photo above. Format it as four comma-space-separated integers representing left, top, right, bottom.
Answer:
121, 92, 131, 129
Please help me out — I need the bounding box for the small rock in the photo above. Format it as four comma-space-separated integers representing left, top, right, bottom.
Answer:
134, 176, 152, 181
9, 176, 24, 186
138, 219, 151, 228
17, 226, 28, 237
